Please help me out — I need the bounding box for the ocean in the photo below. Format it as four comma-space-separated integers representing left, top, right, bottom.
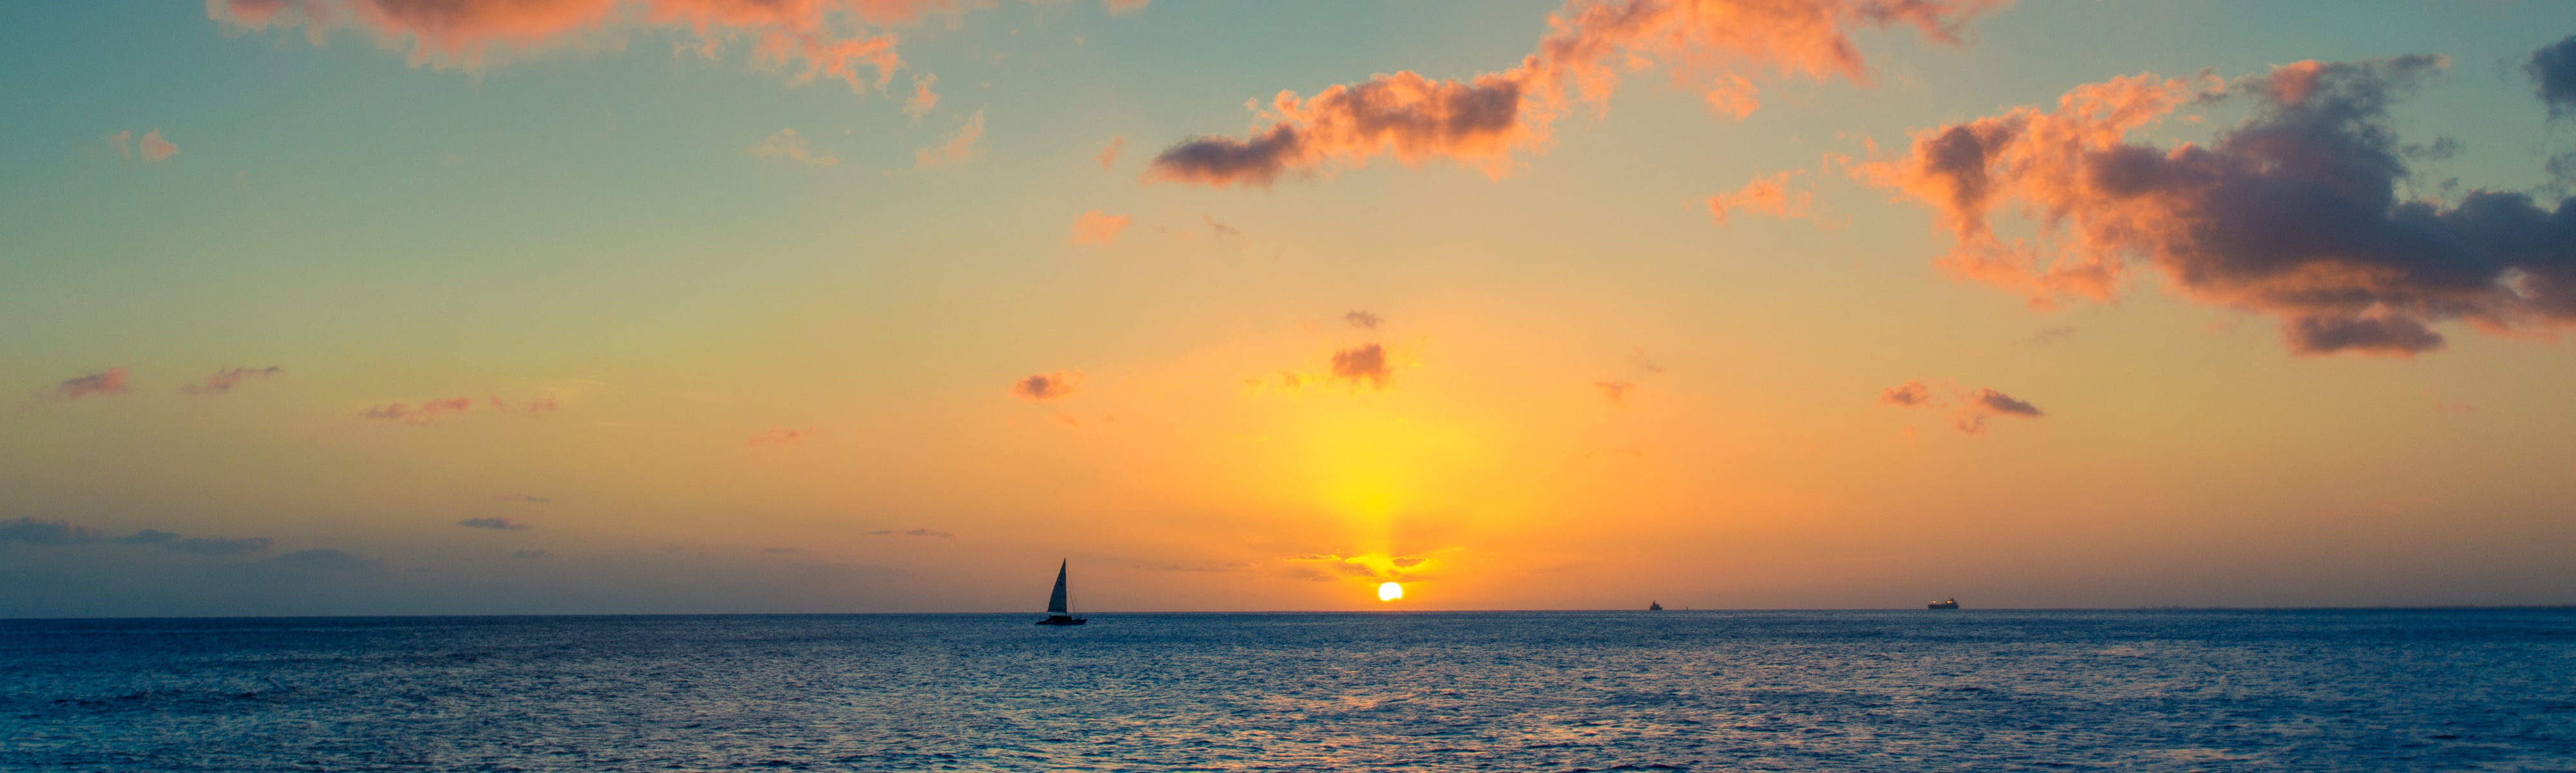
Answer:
3, 610, 2571, 771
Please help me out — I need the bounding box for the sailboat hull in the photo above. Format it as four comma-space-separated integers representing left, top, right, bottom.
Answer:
1036, 615, 1086, 626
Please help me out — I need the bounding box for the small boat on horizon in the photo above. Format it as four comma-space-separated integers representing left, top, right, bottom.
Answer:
1928, 597, 1960, 610
1648, 601, 1664, 611
1037, 559, 1086, 626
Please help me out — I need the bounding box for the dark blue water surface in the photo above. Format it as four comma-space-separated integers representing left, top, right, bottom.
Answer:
4, 610, 2573, 771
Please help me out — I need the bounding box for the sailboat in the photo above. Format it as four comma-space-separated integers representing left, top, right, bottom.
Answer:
1036, 559, 1086, 625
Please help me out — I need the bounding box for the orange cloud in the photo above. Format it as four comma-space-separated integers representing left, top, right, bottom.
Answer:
1864, 55, 2576, 357
1330, 343, 1390, 388
1068, 211, 1130, 245
1706, 169, 1810, 225
1103, 0, 1147, 15
1010, 371, 1083, 401
37, 368, 131, 401
181, 366, 282, 396
903, 73, 939, 120
1595, 381, 1634, 406
913, 108, 984, 167
1878, 380, 1929, 406
207, 0, 927, 91
748, 426, 813, 446
1148, 0, 2002, 187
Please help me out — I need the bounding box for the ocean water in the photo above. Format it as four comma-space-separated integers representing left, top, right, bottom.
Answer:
3, 610, 2573, 772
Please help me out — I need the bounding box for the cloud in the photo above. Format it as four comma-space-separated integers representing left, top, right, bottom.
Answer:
36, 368, 131, 401
1879, 380, 1930, 406
1104, 0, 1147, 14
1068, 210, 1130, 245
108, 130, 132, 160
181, 365, 283, 396
1010, 371, 1083, 401
914, 108, 985, 168
1342, 310, 1383, 329
1204, 216, 1243, 243
526, 396, 559, 417
1630, 348, 1665, 374
904, 73, 940, 121
745, 128, 839, 166
493, 494, 552, 504
359, 396, 474, 423
864, 528, 954, 538
2032, 326, 2078, 345
1596, 381, 1634, 406
760, 546, 801, 553
458, 517, 531, 531
1146, 0, 2000, 187
1, 518, 100, 545
1096, 135, 1125, 170
1707, 169, 1812, 225
2529, 35, 2576, 119
206, 0, 920, 93
1969, 388, 2041, 416
1866, 56, 2576, 357
748, 427, 814, 446
1330, 343, 1391, 388
3, 518, 274, 556
138, 129, 178, 162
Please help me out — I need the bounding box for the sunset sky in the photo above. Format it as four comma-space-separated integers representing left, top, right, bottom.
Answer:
6, 0, 2575, 616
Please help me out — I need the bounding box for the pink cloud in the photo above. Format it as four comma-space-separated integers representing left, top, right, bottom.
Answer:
37, 368, 131, 401
107, 130, 132, 160
913, 108, 984, 168
1878, 380, 1929, 406
207, 0, 927, 92
744, 128, 838, 166
1068, 210, 1131, 245
138, 129, 178, 162
903, 73, 939, 120
1103, 0, 1147, 15
180, 366, 282, 396
526, 396, 559, 417
1010, 371, 1083, 401
359, 396, 473, 423
1095, 135, 1126, 171
1148, 0, 2000, 187
1707, 169, 1810, 225
1595, 381, 1634, 406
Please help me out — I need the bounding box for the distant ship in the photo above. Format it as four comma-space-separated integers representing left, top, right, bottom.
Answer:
1037, 560, 1086, 625
1648, 601, 1664, 611
1928, 597, 1960, 610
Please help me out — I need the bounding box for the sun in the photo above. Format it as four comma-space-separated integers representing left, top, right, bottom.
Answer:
1378, 582, 1404, 602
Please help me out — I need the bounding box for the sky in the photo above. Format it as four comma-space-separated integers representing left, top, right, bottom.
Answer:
4, 0, 2575, 616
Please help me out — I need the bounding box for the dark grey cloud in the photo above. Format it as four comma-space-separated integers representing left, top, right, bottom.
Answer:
1969, 388, 2042, 417
1, 517, 100, 544
1343, 310, 1383, 329
1879, 381, 1931, 407
458, 517, 530, 531
2529, 35, 2576, 119
35, 368, 129, 401
493, 494, 551, 504
863, 528, 954, 539
6, 517, 272, 555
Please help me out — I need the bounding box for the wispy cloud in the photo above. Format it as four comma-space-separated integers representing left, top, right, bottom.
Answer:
458, 517, 531, 531
4, 517, 272, 555
1343, 310, 1383, 329
914, 108, 985, 168
359, 396, 474, 423
493, 494, 551, 504
1879, 381, 1931, 407
1148, 0, 1999, 187
181, 365, 282, 396
1068, 210, 1131, 245
138, 129, 178, 162
745, 128, 838, 167
1706, 170, 1813, 225
207, 0, 918, 93
864, 528, 955, 539
36, 368, 130, 401
1595, 381, 1634, 406
748, 427, 814, 446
